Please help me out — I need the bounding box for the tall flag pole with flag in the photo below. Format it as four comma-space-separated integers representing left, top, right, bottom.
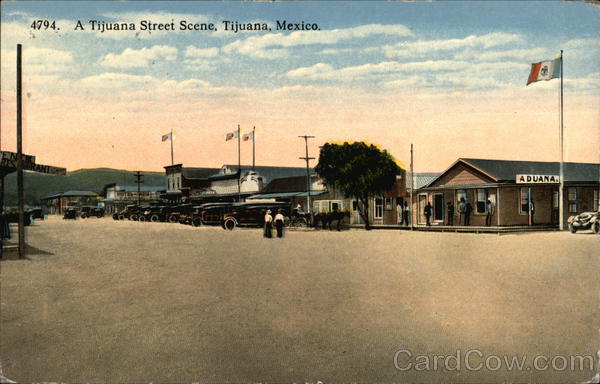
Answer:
226, 125, 242, 200
243, 126, 256, 170
527, 51, 564, 229
162, 129, 175, 165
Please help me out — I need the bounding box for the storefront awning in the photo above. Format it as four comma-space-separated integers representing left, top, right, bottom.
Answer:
247, 190, 326, 200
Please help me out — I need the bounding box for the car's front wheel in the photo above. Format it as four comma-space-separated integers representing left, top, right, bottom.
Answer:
592, 221, 600, 234
223, 218, 236, 230
569, 223, 577, 233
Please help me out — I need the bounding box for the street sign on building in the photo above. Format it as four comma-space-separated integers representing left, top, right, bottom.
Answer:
516, 174, 560, 184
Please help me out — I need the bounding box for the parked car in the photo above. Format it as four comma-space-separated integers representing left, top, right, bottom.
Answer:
222, 202, 291, 230
568, 211, 600, 234
200, 203, 236, 226
166, 204, 195, 223
113, 205, 142, 221
63, 208, 78, 220
140, 205, 172, 222
80, 206, 105, 218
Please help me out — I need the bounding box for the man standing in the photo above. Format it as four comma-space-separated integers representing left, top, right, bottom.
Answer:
274, 209, 285, 238
486, 198, 495, 226
447, 202, 454, 226
465, 199, 472, 226
403, 201, 410, 227
459, 197, 466, 226
263, 209, 273, 238
424, 202, 432, 226
529, 200, 535, 225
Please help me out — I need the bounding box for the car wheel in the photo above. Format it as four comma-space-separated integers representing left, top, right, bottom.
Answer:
168, 215, 178, 223
96, 212, 104, 218
138, 215, 146, 222
593, 221, 600, 234
150, 214, 160, 222
81, 213, 87, 219
192, 218, 201, 227
130, 214, 137, 221
118, 214, 125, 220
223, 218, 236, 230
569, 223, 577, 233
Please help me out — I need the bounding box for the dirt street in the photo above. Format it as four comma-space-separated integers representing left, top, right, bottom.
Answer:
1, 216, 598, 383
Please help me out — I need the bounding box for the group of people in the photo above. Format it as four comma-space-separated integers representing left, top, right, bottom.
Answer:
263, 209, 285, 238
422, 197, 497, 227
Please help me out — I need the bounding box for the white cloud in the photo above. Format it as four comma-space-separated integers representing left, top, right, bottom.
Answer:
100, 45, 178, 68
223, 23, 413, 59
461, 47, 550, 62
76, 72, 212, 92
383, 32, 522, 58
286, 60, 471, 81
185, 46, 219, 58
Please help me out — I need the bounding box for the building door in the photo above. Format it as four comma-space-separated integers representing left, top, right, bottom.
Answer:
434, 193, 444, 222
418, 194, 427, 224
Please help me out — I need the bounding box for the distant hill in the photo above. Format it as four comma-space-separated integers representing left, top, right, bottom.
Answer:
2, 168, 166, 206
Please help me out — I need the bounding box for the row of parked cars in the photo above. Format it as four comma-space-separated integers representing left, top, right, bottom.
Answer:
112, 201, 310, 230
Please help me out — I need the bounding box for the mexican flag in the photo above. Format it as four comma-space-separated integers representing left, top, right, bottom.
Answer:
527, 58, 561, 85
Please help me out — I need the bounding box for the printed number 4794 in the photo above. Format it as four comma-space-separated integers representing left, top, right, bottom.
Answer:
30, 20, 58, 30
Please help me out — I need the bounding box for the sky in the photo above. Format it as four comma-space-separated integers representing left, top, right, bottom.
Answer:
1, 1, 599, 173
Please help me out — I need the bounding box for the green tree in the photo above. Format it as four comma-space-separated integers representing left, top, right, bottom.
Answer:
315, 141, 402, 230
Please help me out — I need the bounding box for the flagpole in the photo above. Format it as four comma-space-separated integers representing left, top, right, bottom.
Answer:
252, 126, 255, 171
170, 128, 174, 166
237, 124, 241, 201
559, 50, 564, 231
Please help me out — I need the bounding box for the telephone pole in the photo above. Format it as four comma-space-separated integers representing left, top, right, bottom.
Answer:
299, 135, 315, 220
17, 44, 25, 258
134, 171, 144, 207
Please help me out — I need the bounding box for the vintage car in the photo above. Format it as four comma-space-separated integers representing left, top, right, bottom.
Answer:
113, 205, 143, 221
222, 202, 291, 230
63, 208, 78, 220
200, 203, 236, 226
568, 211, 600, 234
80, 206, 105, 218
139, 205, 172, 222
165, 204, 195, 223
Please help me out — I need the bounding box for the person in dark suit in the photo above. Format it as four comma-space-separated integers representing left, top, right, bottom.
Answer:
424, 202, 432, 226
465, 200, 472, 226
447, 202, 454, 226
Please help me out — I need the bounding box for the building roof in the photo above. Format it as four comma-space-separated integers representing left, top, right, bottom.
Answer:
461, 158, 599, 183
182, 167, 221, 180
112, 185, 164, 193
424, 158, 599, 188
410, 173, 442, 190
210, 165, 313, 182
41, 190, 99, 200
261, 175, 320, 194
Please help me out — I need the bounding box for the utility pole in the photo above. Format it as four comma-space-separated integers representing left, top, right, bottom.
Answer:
134, 171, 144, 207
410, 144, 414, 231
17, 44, 25, 258
299, 135, 315, 220
237, 124, 241, 202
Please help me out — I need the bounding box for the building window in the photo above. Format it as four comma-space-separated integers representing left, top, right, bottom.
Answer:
456, 189, 467, 209
352, 201, 359, 211
385, 197, 393, 210
375, 197, 384, 219
568, 187, 578, 213
553, 191, 559, 209
594, 190, 599, 211
476, 189, 488, 214
520, 188, 531, 214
